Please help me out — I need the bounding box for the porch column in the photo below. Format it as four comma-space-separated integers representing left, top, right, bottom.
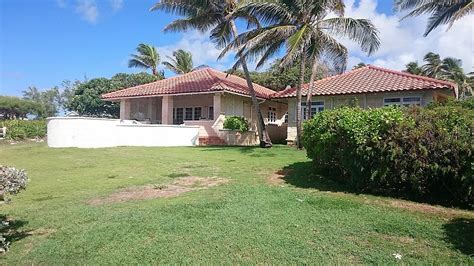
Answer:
148, 98, 155, 122
120, 99, 131, 120
161, 96, 173, 125
213, 92, 222, 119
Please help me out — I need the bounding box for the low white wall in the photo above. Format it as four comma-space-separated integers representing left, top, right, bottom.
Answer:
47, 117, 199, 148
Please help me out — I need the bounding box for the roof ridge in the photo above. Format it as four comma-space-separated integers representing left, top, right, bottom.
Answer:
102, 68, 215, 98
366, 65, 456, 87
271, 65, 370, 97
208, 68, 278, 94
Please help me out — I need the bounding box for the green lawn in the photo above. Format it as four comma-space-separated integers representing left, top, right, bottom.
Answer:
0, 143, 473, 264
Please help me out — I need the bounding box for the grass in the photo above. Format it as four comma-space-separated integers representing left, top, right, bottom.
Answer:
0, 142, 473, 264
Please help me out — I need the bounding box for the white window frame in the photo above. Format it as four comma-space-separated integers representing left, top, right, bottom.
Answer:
268, 106, 277, 123
383, 96, 421, 107
175, 106, 204, 123
301, 101, 325, 120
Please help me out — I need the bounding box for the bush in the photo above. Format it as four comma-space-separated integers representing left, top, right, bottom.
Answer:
0, 166, 28, 253
223, 116, 250, 132
302, 106, 473, 208
0, 120, 47, 140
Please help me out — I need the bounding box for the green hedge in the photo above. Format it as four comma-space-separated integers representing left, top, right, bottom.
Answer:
302, 103, 473, 207
0, 120, 47, 140
223, 116, 250, 132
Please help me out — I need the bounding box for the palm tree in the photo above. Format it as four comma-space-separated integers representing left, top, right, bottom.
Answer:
223, 0, 379, 148
439, 57, 472, 99
128, 43, 161, 76
151, 0, 273, 148
404, 61, 423, 75
352, 62, 367, 70
395, 0, 473, 36
417, 52, 472, 99
162, 49, 207, 74
422, 52, 444, 78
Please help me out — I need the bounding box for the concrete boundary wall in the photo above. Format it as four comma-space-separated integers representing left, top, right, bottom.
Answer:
47, 117, 199, 148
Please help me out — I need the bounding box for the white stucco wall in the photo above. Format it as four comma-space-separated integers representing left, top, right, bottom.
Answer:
47, 117, 199, 148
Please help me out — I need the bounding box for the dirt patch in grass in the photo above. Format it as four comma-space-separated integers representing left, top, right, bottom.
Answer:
366, 198, 474, 219
266, 169, 289, 185
88, 176, 228, 205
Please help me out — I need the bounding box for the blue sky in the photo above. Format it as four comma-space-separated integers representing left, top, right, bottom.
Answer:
0, 0, 472, 96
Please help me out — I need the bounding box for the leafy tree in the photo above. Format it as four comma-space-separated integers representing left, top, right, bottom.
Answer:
22, 86, 63, 118
162, 49, 207, 74
67, 78, 119, 117
67, 72, 160, 117
231, 59, 314, 91
60, 80, 83, 112
151, 0, 273, 148
0, 96, 42, 119
128, 43, 161, 76
395, 0, 473, 36
226, 0, 379, 148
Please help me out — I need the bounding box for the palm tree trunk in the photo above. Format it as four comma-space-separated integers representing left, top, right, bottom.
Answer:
296, 50, 306, 149
229, 20, 272, 148
305, 57, 319, 120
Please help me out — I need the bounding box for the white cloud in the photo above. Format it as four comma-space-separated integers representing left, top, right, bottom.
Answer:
341, 0, 473, 71
75, 0, 99, 24
156, 31, 235, 71
110, 0, 123, 12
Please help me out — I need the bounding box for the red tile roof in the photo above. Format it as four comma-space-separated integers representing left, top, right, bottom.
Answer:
102, 68, 276, 100
273, 65, 457, 98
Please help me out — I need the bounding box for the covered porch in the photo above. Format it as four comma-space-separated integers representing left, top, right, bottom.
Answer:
119, 92, 222, 125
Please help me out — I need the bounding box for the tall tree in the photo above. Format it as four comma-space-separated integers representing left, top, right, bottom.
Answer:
128, 43, 161, 76
224, 0, 379, 148
22, 86, 61, 118
439, 57, 472, 99
422, 52, 444, 78
67, 72, 161, 117
151, 0, 273, 148
162, 49, 206, 74
404, 61, 423, 75
395, 0, 473, 36
405, 52, 472, 99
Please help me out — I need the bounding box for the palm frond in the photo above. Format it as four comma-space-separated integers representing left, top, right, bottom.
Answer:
318, 17, 380, 55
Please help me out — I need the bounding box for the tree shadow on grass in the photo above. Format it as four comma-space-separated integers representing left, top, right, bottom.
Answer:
280, 161, 354, 193
0, 214, 30, 249
443, 218, 474, 256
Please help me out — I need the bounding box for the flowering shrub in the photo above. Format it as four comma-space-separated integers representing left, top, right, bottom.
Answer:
223, 116, 250, 132
0, 166, 28, 202
302, 105, 473, 207
0, 166, 29, 253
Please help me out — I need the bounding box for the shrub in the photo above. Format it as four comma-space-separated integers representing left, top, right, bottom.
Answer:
0, 166, 28, 253
0, 120, 47, 140
302, 106, 473, 207
223, 116, 250, 132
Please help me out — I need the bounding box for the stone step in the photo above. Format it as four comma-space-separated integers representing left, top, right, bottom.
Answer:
198, 136, 227, 146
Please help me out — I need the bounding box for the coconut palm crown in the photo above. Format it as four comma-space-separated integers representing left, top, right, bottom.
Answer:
128, 43, 161, 76
162, 49, 207, 75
